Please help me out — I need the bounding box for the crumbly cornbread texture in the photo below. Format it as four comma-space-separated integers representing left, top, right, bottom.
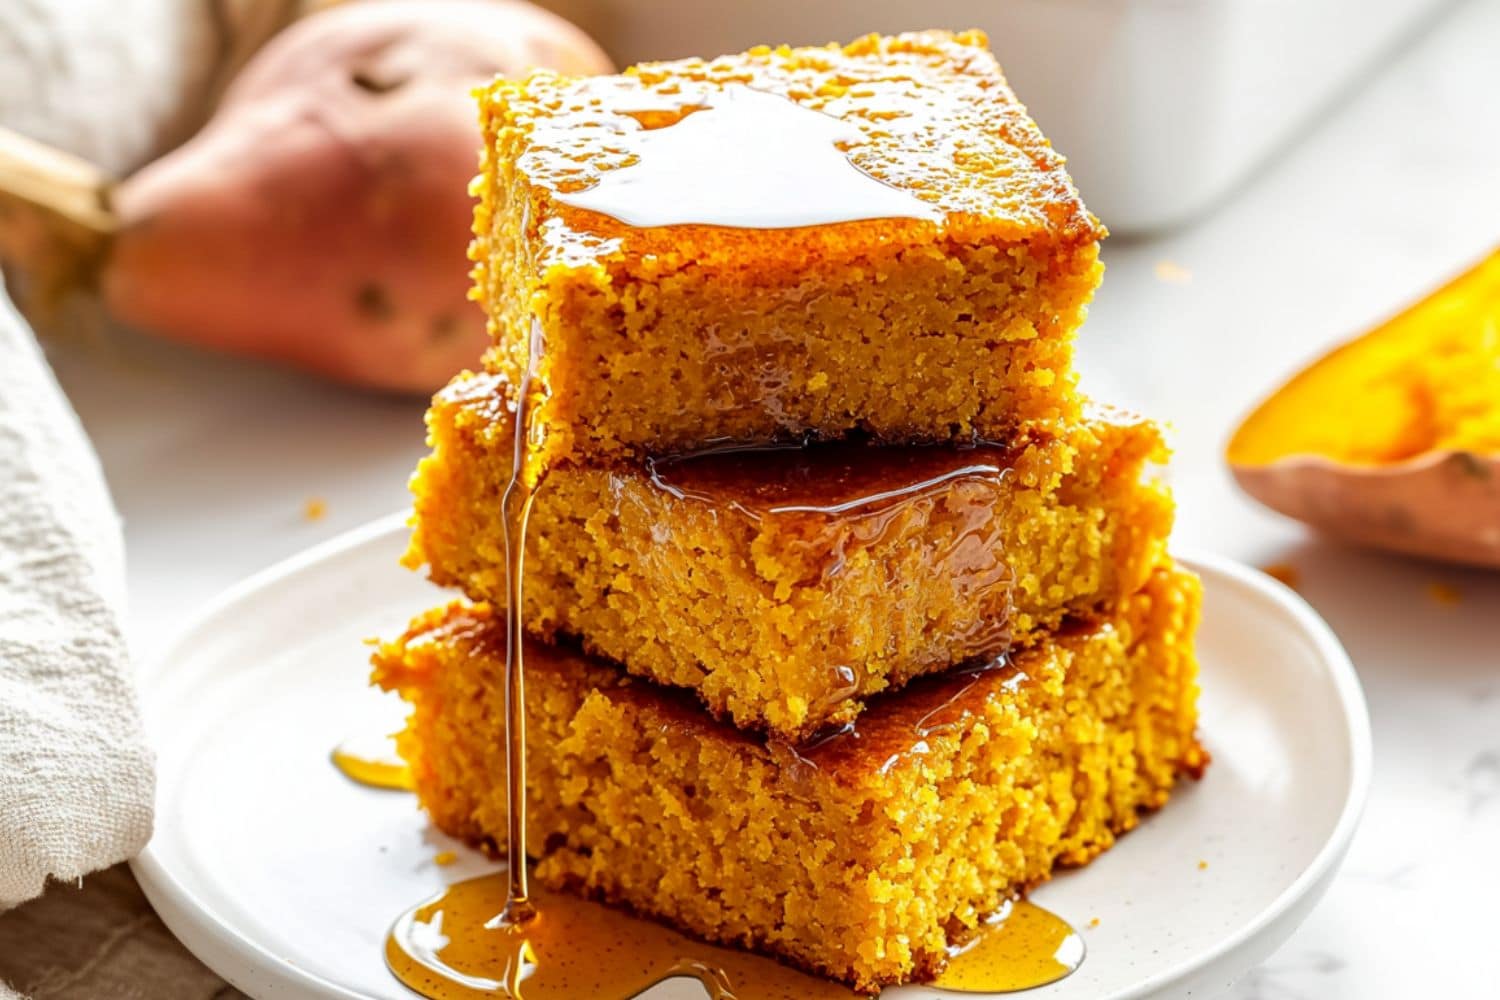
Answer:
473, 30, 1104, 467
372, 564, 1203, 993
405, 372, 1174, 738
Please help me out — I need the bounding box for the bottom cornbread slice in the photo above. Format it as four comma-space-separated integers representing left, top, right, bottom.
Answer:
371, 563, 1205, 993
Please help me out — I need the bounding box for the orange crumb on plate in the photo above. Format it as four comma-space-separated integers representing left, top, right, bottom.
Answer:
302, 497, 328, 522
433, 851, 457, 866
1088, 917, 1100, 928
1197, 860, 1209, 870
1260, 563, 1300, 590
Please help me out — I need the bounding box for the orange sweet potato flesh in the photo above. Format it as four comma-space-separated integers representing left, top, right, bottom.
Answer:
103, 0, 611, 393
1229, 247, 1500, 468
1228, 247, 1500, 568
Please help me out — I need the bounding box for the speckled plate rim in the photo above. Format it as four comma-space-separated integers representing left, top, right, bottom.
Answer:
1108, 547, 1372, 1000
130, 513, 1372, 1000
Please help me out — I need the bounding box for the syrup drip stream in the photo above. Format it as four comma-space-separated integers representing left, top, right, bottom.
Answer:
497, 318, 545, 927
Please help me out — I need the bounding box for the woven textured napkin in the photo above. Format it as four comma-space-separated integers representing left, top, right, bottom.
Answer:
0, 284, 153, 910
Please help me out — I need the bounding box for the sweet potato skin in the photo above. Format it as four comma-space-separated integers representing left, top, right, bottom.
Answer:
103, 0, 611, 393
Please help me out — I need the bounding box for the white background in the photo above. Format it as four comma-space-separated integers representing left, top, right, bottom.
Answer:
42, 1, 1500, 995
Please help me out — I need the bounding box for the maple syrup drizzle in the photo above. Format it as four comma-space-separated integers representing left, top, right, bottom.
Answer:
496, 318, 546, 927
330, 733, 413, 792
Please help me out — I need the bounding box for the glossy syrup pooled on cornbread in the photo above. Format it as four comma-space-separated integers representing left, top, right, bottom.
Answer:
645, 437, 1019, 517
549, 83, 943, 229
498, 31, 1102, 272
647, 438, 1018, 617
651, 440, 1020, 704
785, 655, 1030, 780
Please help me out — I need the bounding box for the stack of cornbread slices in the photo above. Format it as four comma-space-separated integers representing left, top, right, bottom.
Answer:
374, 30, 1206, 994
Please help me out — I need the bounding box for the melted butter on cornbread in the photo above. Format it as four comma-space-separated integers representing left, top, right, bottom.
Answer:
544, 84, 943, 229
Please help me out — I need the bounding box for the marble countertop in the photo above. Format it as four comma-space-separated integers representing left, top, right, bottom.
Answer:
3, 1, 1497, 996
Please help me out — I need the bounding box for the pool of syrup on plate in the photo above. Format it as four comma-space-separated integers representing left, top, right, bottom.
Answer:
382, 874, 1082, 999
337, 85, 1086, 998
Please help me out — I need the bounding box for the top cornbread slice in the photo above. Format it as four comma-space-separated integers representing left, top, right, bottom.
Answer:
474, 30, 1104, 466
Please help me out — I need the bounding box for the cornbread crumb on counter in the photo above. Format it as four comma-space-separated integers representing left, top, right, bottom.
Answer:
372, 564, 1204, 993
472, 30, 1104, 467
405, 371, 1175, 738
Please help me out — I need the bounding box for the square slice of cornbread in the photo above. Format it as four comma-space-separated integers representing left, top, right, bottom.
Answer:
405, 372, 1174, 739
372, 563, 1205, 994
474, 30, 1105, 467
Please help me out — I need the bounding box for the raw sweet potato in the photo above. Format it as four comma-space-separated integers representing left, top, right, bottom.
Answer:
102, 0, 611, 393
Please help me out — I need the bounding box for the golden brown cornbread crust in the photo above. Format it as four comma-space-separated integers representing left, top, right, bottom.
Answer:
404, 371, 1175, 738
372, 563, 1203, 993
472, 30, 1105, 466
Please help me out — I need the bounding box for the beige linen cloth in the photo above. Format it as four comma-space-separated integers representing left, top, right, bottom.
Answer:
0, 285, 154, 917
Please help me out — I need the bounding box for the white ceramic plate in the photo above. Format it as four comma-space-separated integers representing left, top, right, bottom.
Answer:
131, 514, 1370, 1000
